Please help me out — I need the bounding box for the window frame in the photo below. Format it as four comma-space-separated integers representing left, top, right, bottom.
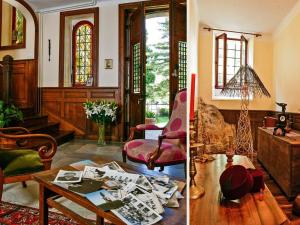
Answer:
215, 33, 248, 89
59, 8, 99, 88
11, 7, 26, 46
72, 20, 94, 87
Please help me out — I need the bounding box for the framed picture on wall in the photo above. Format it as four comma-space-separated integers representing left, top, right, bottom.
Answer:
105, 59, 113, 69
86, 77, 94, 86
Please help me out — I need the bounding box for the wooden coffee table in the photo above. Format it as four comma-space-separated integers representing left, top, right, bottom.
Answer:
190, 154, 289, 225
33, 158, 186, 225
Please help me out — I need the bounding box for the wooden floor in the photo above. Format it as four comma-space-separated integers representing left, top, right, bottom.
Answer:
253, 158, 300, 224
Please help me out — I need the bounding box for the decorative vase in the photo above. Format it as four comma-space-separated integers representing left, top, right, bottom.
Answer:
97, 123, 106, 146
226, 136, 235, 163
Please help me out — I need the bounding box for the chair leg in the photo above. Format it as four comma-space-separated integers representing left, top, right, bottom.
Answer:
159, 166, 164, 172
0, 170, 4, 201
184, 161, 187, 178
122, 151, 127, 163
22, 181, 27, 188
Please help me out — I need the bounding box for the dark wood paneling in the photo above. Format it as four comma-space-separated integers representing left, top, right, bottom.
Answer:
0, 59, 37, 109
41, 88, 122, 141
219, 109, 271, 151
219, 109, 300, 151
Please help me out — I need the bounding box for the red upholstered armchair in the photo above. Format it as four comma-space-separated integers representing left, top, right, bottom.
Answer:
123, 89, 186, 171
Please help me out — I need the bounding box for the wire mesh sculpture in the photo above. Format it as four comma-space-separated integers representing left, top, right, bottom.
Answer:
221, 65, 271, 159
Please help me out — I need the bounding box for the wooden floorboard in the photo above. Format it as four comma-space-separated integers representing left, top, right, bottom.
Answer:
253, 157, 300, 224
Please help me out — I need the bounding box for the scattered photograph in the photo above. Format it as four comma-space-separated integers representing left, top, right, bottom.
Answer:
70, 160, 100, 170
86, 189, 115, 206
83, 166, 106, 180
86, 189, 124, 211
136, 175, 153, 191
112, 194, 162, 225
51, 162, 184, 223
68, 178, 104, 194
105, 161, 125, 172
104, 170, 139, 189
54, 170, 83, 183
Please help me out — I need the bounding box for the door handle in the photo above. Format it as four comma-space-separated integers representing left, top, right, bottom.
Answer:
172, 64, 179, 78
138, 98, 144, 104
172, 69, 178, 78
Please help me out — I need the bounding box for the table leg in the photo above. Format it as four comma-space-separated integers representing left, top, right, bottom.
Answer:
39, 184, 52, 225
96, 216, 104, 225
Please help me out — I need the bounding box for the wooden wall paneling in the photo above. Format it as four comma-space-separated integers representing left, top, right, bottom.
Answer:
219, 109, 270, 150
42, 88, 121, 141
0, 59, 37, 109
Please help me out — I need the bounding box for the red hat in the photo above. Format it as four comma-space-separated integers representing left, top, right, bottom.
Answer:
247, 168, 265, 193
219, 165, 254, 200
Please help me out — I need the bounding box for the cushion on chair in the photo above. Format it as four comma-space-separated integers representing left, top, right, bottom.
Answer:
0, 150, 44, 177
124, 139, 186, 164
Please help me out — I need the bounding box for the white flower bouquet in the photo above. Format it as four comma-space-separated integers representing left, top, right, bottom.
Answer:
83, 100, 118, 125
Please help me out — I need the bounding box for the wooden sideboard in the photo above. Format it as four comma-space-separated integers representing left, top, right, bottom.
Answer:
258, 127, 300, 199
190, 154, 288, 225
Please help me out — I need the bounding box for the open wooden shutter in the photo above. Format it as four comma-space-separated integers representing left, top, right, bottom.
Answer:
240, 35, 248, 66
129, 3, 146, 127
215, 33, 227, 88
170, 0, 186, 108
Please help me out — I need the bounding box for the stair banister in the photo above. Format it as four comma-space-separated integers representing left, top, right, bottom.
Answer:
2, 55, 13, 105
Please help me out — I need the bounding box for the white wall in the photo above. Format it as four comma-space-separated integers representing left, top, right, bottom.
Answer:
0, 0, 35, 60
40, 12, 60, 87
187, 0, 200, 113
39, 0, 142, 87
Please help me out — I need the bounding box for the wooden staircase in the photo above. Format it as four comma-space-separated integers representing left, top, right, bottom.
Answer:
18, 108, 74, 146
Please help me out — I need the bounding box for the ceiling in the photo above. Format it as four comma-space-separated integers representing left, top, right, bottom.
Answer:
199, 0, 299, 34
25, 0, 98, 12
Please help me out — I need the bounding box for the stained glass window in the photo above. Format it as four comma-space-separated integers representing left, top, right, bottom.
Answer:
72, 21, 93, 86
12, 8, 24, 44
178, 41, 187, 90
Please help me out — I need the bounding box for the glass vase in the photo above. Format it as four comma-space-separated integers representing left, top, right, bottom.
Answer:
226, 136, 235, 163
97, 123, 106, 146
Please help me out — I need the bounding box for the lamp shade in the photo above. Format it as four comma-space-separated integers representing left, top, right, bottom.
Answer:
221, 65, 271, 98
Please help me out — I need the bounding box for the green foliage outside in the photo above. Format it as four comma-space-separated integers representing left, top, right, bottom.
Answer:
145, 111, 156, 118
145, 17, 170, 105
0, 100, 23, 128
159, 108, 169, 117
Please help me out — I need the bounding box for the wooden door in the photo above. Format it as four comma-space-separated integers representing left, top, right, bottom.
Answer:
170, 0, 186, 108
129, 4, 146, 127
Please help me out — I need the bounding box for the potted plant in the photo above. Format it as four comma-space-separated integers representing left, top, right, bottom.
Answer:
0, 100, 23, 128
83, 100, 118, 145
145, 111, 156, 125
